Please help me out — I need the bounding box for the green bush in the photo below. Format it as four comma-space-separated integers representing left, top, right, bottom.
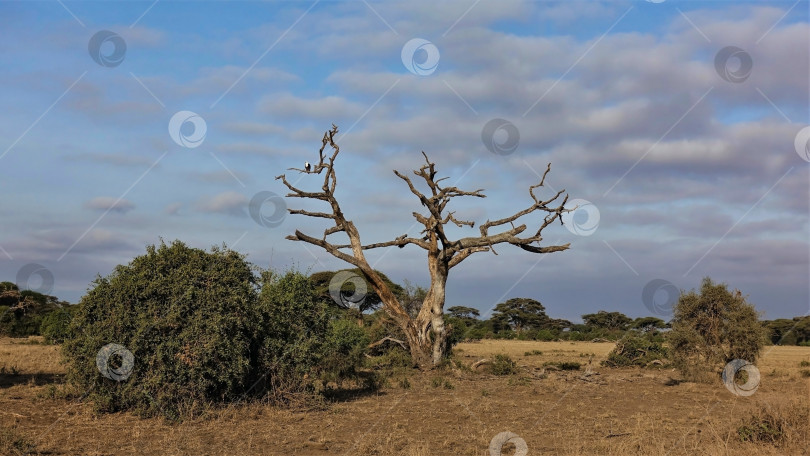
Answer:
669, 278, 766, 382
533, 329, 556, 341
602, 335, 668, 368
255, 268, 377, 400
62, 241, 260, 419
40, 306, 75, 344
317, 317, 370, 384
465, 325, 488, 341
489, 354, 517, 375
61, 242, 372, 419
444, 316, 468, 347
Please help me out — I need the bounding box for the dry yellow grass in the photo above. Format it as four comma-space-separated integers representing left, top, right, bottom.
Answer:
1, 337, 808, 455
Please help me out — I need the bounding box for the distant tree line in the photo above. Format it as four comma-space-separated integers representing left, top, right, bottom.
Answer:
0, 281, 74, 343
2, 274, 808, 348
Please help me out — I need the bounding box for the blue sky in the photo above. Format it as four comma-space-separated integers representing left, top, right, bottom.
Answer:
1, 0, 808, 322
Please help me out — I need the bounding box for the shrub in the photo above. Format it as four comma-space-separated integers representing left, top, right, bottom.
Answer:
489, 354, 517, 375
544, 361, 581, 370
255, 269, 373, 400
62, 242, 371, 419
668, 277, 766, 382
603, 335, 668, 368
465, 326, 488, 341
737, 401, 809, 447
40, 306, 75, 344
62, 241, 260, 419
317, 316, 370, 385
444, 316, 468, 347
533, 329, 556, 341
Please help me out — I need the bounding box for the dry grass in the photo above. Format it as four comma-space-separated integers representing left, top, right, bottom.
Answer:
1, 337, 808, 455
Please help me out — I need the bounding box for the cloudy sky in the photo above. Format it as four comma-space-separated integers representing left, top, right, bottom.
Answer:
1, 0, 808, 322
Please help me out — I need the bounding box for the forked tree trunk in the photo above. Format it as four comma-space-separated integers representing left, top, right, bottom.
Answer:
276, 125, 571, 371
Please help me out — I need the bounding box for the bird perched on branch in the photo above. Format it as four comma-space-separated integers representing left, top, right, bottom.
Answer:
305, 161, 311, 173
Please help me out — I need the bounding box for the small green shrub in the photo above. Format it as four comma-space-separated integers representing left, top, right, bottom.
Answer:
365, 346, 412, 370
800, 369, 810, 378
398, 377, 411, 389
524, 350, 543, 356
799, 360, 810, 367
737, 401, 809, 446
489, 354, 517, 375
431, 377, 444, 388
602, 335, 668, 368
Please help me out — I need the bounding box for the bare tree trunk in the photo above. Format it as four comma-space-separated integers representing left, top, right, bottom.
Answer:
277, 125, 571, 370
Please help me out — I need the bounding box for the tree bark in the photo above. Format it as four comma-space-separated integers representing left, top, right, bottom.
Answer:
276, 125, 571, 370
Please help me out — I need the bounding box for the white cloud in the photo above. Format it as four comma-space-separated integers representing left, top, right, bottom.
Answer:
84, 197, 135, 214
196, 191, 248, 216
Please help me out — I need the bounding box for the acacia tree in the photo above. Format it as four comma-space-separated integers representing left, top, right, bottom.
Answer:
277, 125, 571, 369
491, 298, 550, 334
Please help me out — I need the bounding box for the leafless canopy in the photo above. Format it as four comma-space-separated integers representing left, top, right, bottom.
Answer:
276, 124, 571, 267
276, 124, 571, 368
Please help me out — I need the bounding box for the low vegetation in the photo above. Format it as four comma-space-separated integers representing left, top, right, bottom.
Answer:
489, 354, 517, 376
61, 241, 370, 419
737, 400, 810, 447
669, 278, 766, 382
603, 335, 668, 368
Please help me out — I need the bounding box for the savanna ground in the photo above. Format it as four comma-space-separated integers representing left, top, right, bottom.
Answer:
1, 337, 808, 455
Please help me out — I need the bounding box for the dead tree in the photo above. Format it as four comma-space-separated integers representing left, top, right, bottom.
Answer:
276, 125, 571, 369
